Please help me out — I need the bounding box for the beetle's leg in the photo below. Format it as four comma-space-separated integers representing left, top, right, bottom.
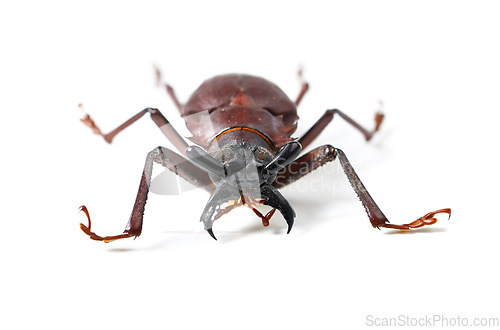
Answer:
298, 109, 384, 149
273, 145, 337, 190
154, 65, 183, 112
274, 145, 451, 230
79, 105, 189, 155
380, 208, 451, 230
80, 146, 215, 243
295, 67, 309, 106
79, 206, 134, 242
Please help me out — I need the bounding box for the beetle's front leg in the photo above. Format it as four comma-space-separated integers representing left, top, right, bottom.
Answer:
333, 148, 451, 230
379, 208, 451, 230
79, 205, 134, 242
80, 146, 215, 243
274, 145, 451, 230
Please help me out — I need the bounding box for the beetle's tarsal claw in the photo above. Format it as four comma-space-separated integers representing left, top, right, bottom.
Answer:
78, 205, 134, 242
381, 208, 452, 230
207, 228, 217, 241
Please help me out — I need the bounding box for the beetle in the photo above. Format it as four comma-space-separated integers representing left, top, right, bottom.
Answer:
79, 68, 451, 242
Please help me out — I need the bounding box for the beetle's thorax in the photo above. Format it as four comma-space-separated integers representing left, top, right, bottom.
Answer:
204, 126, 275, 187
186, 105, 296, 148
208, 126, 275, 159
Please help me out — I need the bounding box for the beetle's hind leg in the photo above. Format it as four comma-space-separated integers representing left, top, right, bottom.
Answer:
273, 145, 451, 230
80, 146, 215, 243
154, 65, 183, 112
294, 66, 309, 106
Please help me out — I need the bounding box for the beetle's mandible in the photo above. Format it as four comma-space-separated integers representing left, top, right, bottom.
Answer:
79, 69, 451, 242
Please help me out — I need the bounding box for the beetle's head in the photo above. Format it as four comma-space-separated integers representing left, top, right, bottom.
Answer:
185, 127, 301, 240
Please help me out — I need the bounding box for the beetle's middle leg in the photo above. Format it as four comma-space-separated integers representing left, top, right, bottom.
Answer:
298, 109, 384, 149
273, 145, 451, 230
80, 105, 189, 155
80, 146, 215, 242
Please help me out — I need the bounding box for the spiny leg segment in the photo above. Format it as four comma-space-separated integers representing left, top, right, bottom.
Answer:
274, 145, 451, 231
79, 146, 214, 243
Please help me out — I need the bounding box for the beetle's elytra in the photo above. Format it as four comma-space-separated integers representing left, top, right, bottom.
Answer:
79, 69, 451, 242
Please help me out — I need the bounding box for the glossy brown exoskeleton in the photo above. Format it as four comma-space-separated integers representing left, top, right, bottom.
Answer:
79, 69, 451, 242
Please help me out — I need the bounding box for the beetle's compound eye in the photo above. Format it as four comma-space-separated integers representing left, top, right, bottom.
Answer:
220, 147, 235, 163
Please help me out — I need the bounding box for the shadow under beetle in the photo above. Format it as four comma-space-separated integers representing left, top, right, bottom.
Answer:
79, 68, 451, 242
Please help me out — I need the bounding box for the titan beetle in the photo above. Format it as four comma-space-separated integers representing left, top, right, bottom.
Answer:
79, 69, 450, 242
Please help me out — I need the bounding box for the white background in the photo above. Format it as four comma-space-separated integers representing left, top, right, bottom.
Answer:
1, 1, 499, 329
